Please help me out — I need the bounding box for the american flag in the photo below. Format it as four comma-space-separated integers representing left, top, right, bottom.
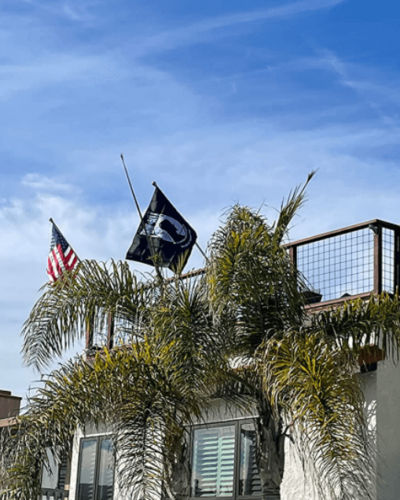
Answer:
47, 223, 79, 283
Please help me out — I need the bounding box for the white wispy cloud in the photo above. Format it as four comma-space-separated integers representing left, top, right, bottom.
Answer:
22, 174, 74, 193
62, 4, 82, 21
308, 51, 400, 127
0, 54, 120, 99
15, 0, 94, 22
133, 0, 347, 56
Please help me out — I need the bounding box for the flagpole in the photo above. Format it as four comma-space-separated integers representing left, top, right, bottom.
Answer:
151, 181, 209, 264
120, 154, 144, 221
49, 218, 81, 261
195, 242, 209, 263
120, 155, 163, 279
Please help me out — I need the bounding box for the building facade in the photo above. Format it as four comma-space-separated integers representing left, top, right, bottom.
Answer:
0, 390, 21, 427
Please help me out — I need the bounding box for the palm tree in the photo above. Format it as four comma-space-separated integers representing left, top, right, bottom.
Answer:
206, 195, 400, 499
1, 264, 229, 500
2, 173, 400, 500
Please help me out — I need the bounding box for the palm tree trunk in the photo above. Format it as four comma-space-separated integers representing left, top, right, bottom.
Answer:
255, 393, 285, 500
169, 436, 191, 500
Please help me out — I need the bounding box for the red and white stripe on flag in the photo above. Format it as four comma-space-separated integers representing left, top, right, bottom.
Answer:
47, 244, 78, 283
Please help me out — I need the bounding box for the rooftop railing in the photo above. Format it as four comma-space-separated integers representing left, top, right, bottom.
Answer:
286, 219, 400, 308
86, 219, 400, 348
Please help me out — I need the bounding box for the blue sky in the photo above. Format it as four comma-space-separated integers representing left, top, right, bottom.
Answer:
1, 0, 400, 401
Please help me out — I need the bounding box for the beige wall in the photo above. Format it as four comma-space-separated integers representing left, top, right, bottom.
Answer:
0, 390, 21, 420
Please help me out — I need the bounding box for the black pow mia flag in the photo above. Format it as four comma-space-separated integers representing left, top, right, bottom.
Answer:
126, 186, 197, 272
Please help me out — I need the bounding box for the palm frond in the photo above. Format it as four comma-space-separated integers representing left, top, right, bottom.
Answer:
207, 204, 306, 352
311, 292, 400, 361
5, 275, 233, 500
262, 329, 375, 500
272, 170, 316, 245
22, 260, 151, 371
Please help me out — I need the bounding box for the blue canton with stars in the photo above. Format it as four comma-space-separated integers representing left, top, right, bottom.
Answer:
50, 225, 69, 253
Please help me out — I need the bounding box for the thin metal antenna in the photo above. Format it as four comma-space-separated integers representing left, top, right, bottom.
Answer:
120, 154, 162, 279
121, 154, 143, 220
195, 241, 209, 263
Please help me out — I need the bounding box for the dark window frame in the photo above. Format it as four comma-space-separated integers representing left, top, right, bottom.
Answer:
76, 435, 115, 500
189, 418, 262, 500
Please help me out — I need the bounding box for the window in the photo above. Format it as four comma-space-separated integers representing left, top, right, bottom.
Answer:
191, 420, 262, 499
41, 448, 70, 498
77, 436, 114, 500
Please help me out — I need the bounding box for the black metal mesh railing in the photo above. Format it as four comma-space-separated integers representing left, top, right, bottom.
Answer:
293, 221, 398, 304
296, 228, 374, 302
92, 308, 109, 348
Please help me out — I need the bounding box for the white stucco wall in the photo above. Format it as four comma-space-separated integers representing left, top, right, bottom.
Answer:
194, 398, 258, 424
376, 358, 400, 500
68, 426, 84, 500
281, 440, 314, 500
281, 369, 378, 500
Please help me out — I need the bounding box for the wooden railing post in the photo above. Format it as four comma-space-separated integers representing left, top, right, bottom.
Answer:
289, 244, 297, 269
107, 313, 115, 350
373, 225, 382, 295
85, 312, 94, 349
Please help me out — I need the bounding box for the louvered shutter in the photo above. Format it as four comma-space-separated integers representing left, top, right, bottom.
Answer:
57, 451, 69, 490
238, 424, 261, 496
191, 426, 235, 497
